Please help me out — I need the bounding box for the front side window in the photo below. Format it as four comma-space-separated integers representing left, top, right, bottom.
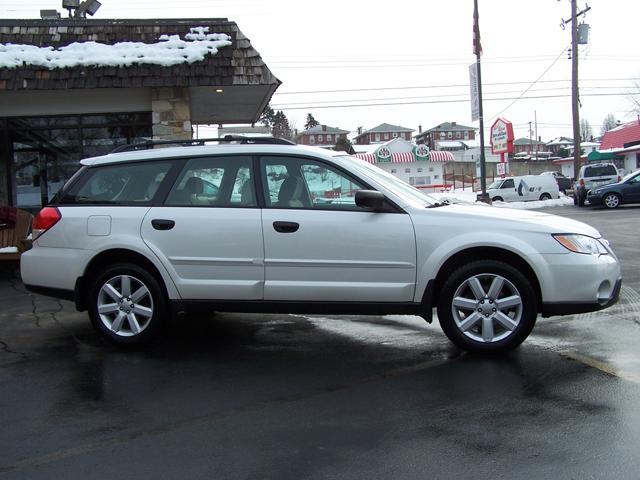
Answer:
165, 156, 256, 207
501, 179, 515, 189
261, 156, 367, 210
61, 161, 171, 204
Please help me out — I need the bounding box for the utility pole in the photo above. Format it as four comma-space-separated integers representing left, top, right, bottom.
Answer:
562, 2, 591, 178
529, 121, 533, 158
473, 0, 488, 201
534, 110, 538, 160
571, 0, 580, 179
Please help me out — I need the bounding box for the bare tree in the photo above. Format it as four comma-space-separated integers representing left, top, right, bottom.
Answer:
628, 78, 640, 115
600, 114, 617, 137
580, 118, 593, 142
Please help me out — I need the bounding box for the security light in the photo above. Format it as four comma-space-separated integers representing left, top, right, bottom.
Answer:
77, 0, 101, 16
62, 0, 80, 8
40, 9, 61, 19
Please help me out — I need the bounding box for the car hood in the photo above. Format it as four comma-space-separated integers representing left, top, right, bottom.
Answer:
415, 203, 601, 237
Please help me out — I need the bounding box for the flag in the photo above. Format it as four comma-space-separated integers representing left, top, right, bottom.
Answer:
473, 2, 483, 56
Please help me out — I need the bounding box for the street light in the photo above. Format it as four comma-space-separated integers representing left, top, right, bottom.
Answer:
76, 0, 101, 17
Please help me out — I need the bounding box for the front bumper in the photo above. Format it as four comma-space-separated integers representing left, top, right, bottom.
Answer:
541, 277, 622, 317
586, 192, 603, 205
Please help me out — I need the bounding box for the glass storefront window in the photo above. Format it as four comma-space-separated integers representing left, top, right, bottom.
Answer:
3, 112, 151, 211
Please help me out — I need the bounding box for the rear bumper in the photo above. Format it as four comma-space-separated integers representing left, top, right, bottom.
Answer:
541, 277, 622, 317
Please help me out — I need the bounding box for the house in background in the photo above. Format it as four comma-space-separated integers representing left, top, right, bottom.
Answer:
546, 137, 573, 156
414, 122, 476, 149
599, 119, 640, 172
513, 137, 546, 155
296, 125, 349, 148
353, 123, 414, 145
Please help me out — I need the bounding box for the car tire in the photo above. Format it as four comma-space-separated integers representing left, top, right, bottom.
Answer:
491, 196, 503, 202
539, 193, 552, 201
88, 263, 168, 345
602, 192, 621, 209
437, 260, 537, 353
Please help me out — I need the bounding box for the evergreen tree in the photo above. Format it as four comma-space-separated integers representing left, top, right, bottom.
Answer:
305, 113, 320, 130
259, 104, 276, 128
272, 110, 292, 139
334, 136, 354, 154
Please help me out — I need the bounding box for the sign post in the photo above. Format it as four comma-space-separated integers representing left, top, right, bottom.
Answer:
490, 117, 514, 180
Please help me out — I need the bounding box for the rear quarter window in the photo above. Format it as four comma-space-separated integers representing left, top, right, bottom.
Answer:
59, 161, 172, 205
585, 165, 617, 177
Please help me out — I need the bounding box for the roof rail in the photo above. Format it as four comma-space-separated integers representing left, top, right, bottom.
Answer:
110, 135, 296, 153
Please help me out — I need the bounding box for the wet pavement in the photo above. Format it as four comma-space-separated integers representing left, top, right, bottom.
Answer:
1, 205, 640, 479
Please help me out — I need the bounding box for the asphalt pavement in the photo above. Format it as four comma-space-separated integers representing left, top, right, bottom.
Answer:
1, 204, 639, 479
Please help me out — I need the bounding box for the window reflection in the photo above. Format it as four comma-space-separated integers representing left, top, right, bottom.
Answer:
6, 112, 151, 210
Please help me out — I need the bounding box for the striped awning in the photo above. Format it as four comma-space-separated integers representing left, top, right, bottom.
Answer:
354, 151, 454, 163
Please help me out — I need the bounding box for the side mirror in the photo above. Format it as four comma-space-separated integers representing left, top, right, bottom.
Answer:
355, 190, 384, 211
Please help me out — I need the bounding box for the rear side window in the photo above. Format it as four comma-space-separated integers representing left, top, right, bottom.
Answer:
60, 161, 171, 204
164, 156, 256, 207
585, 165, 616, 177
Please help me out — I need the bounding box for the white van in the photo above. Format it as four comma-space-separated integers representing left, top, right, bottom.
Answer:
488, 175, 559, 202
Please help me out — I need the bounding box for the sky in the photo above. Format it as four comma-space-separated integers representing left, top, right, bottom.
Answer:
1, 0, 639, 142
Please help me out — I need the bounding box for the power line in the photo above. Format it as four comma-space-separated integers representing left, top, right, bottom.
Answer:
272, 92, 636, 111
488, 45, 569, 121
273, 78, 640, 96
270, 86, 631, 108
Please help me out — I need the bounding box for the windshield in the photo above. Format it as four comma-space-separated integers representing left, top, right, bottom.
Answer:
488, 180, 503, 189
338, 155, 438, 206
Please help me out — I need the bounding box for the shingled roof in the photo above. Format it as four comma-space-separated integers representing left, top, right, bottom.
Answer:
0, 18, 280, 92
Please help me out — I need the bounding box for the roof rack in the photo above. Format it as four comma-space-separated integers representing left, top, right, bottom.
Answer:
110, 135, 296, 153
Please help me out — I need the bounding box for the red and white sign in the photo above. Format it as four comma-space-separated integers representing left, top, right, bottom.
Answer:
490, 118, 514, 154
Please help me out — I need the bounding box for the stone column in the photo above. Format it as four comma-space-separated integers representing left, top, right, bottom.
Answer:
151, 88, 193, 141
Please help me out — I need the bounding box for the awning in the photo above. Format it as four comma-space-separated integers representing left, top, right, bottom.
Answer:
353, 151, 454, 163
587, 150, 622, 162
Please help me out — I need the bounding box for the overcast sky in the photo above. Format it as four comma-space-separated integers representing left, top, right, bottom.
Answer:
2, 0, 639, 141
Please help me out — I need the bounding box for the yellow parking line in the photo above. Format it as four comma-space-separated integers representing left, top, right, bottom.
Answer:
560, 350, 640, 384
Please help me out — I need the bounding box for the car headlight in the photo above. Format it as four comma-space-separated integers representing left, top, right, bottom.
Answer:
552, 234, 609, 255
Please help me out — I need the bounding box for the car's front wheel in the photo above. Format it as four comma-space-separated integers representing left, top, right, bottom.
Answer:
602, 192, 621, 209
437, 260, 537, 353
491, 196, 503, 202
88, 263, 167, 344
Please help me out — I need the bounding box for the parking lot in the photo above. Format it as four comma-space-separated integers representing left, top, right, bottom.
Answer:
1, 205, 640, 479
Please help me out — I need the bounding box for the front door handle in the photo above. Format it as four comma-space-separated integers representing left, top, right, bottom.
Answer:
151, 219, 175, 230
273, 221, 299, 233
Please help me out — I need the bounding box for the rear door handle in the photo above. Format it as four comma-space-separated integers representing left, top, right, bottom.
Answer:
273, 221, 299, 233
151, 219, 175, 230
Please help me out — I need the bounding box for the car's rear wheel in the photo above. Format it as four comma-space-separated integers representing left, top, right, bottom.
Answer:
437, 260, 537, 353
88, 263, 167, 344
602, 192, 621, 209
539, 193, 552, 201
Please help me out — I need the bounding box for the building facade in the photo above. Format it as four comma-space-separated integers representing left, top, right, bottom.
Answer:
353, 123, 414, 145
0, 18, 280, 209
414, 122, 476, 149
296, 125, 349, 147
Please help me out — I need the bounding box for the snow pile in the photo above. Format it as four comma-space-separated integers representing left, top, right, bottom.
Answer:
0, 246, 18, 253
0, 26, 232, 69
429, 189, 574, 209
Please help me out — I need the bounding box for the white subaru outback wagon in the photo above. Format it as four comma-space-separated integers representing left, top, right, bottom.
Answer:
21, 138, 622, 352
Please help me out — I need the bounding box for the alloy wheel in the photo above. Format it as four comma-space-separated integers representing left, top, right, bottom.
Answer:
450, 273, 523, 343
97, 275, 154, 337
603, 194, 620, 208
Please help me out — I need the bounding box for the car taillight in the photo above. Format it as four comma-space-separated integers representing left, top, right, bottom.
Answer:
32, 207, 61, 240
617, 175, 621, 182
579, 179, 585, 187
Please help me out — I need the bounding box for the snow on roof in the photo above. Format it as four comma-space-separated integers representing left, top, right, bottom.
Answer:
0, 26, 231, 69
437, 140, 464, 148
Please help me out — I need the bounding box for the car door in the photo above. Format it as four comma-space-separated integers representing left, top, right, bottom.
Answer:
141, 155, 264, 300
621, 173, 640, 203
501, 178, 516, 201
259, 155, 417, 303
